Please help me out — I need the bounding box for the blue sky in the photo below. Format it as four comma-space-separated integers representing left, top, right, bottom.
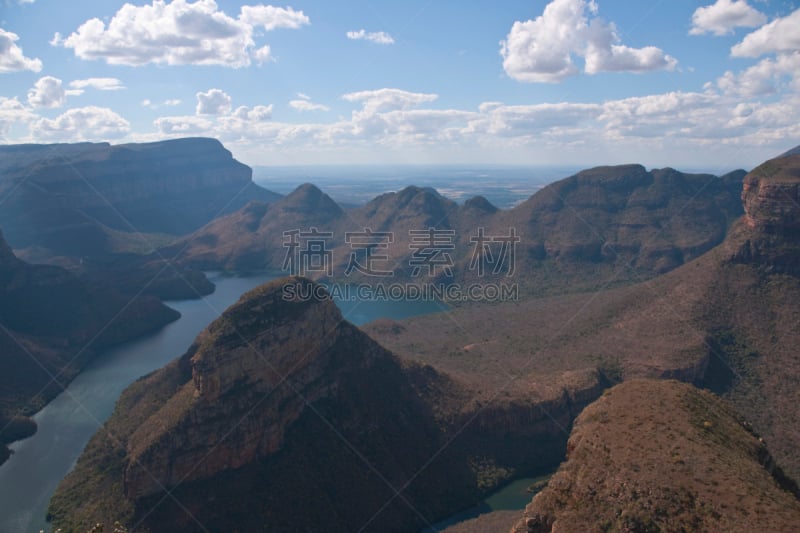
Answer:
0, 0, 798, 170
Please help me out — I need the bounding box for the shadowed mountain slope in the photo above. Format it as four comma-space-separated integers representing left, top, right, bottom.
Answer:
0, 138, 279, 256
0, 230, 179, 466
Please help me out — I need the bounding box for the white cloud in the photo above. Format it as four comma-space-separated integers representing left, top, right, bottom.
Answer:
469, 102, 602, 136
31, 106, 131, 141
346, 29, 395, 45
231, 104, 273, 121
0, 28, 43, 73
27, 76, 66, 109
154, 115, 213, 135
253, 45, 272, 64
343, 88, 438, 115
500, 0, 676, 83
142, 98, 182, 109
731, 8, 800, 57
0, 97, 34, 139
196, 88, 232, 115
289, 93, 330, 112
58, 1, 309, 68
239, 5, 309, 30
716, 51, 800, 97
68, 77, 125, 92
689, 0, 766, 36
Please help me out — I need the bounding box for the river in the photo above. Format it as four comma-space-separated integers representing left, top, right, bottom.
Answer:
0, 273, 446, 532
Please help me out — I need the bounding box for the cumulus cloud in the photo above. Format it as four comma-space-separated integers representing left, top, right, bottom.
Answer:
500, 0, 676, 83
57, 1, 309, 68
239, 5, 309, 30
346, 29, 395, 45
689, 0, 766, 36
27, 76, 66, 109
196, 88, 232, 115
343, 88, 438, 115
0, 28, 43, 73
154, 115, 213, 135
68, 77, 125, 92
716, 51, 800, 97
289, 93, 330, 112
253, 45, 272, 64
31, 106, 131, 141
0, 97, 35, 139
731, 8, 800, 57
231, 104, 273, 121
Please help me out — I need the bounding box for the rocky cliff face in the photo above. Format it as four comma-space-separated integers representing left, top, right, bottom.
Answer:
512, 380, 800, 533
732, 151, 800, 275
123, 279, 348, 498
742, 154, 800, 232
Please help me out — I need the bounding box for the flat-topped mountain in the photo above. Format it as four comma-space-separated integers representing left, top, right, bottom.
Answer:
513, 379, 800, 532
0, 230, 179, 466
0, 138, 280, 260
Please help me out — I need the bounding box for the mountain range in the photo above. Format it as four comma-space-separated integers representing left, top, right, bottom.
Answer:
0, 137, 797, 531
173, 165, 746, 295
47, 146, 800, 533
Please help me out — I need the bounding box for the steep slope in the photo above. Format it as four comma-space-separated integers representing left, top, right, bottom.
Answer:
0, 138, 280, 260
0, 230, 179, 465
513, 380, 800, 533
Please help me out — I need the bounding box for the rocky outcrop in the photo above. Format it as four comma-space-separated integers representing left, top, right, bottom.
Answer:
731, 151, 800, 275
742, 154, 800, 232
123, 278, 348, 498
512, 380, 800, 533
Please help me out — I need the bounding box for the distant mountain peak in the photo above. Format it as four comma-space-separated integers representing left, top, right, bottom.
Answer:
281, 183, 343, 216
463, 195, 498, 213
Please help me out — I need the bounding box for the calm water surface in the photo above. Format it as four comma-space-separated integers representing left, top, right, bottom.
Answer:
0, 273, 446, 532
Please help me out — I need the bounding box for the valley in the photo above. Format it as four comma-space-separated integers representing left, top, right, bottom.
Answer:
0, 138, 798, 532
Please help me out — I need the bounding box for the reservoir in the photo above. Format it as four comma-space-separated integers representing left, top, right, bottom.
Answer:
0, 274, 446, 532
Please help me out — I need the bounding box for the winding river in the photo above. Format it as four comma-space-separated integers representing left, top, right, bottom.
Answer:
0, 274, 446, 532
